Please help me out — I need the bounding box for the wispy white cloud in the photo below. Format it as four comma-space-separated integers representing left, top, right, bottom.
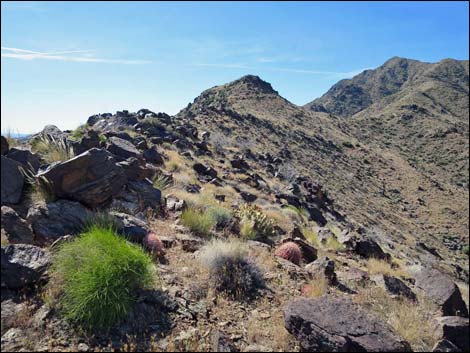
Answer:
1, 47, 152, 65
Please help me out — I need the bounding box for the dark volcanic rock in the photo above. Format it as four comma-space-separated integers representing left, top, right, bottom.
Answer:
143, 146, 164, 165
1, 135, 8, 155
1, 244, 51, 289
116, 157, 155, 181
305, 257, 336, 284
371, 274, 417, 301
6, 148, 41, 173
433, 316, 469, 351
107, 136, 141, 160
1, 206, 34, 244
1, 156, 24, 205
283, 296, 411, 352
38, 148, 127, 207
193, 163, 218, 178
27, 200, 91, 242
432, 339, 462, 352
415, 268, 469, 317
111, 212, 149, 244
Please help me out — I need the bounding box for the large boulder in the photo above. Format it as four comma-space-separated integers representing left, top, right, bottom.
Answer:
283, 296, 411, 352
107, 136, 141, 160
37, 148, 127, 207
433, 316, 469, 351
116, 157, 155, 181
371, 274, 417, 301
1, 135, 8, 155
1, 156, 24, 205
415, 268, 469, 317
1, 206, 34, 244
1, 244, 51, 289
7, 148, 41, 173
27, 200, 91, 242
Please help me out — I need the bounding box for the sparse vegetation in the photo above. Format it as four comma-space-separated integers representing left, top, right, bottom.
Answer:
207, 205, 232, 229
49, 226, 155, 332
180, 207, 215, 237
31, 134, 75, 163
236, 204, 276, 241
152, 173, 173, 192
367, 258, 408, 278
199, 239, 264, 299
302, 274, 329, 298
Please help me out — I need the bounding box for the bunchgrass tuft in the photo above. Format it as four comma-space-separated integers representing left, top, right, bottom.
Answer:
49, 226, 155, 332
180, 207, 215, 237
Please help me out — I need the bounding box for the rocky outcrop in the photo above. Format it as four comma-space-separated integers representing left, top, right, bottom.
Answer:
1, 244, 51, 289
1, 206, 34, 244
143, 146, 164, 165
37, 148, 127, 207
415, 268, 469, 317
370, 274, 416, 301
1, 156, 24, 205
283, 296, 411, 352
305, 257, 337, 284
107, 136, 141, 160
111, 212, 150, 244
433, 316, 469, 351
27, 200, 91, 242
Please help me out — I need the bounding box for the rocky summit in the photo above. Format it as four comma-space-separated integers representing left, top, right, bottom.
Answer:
1, 57, 469, 352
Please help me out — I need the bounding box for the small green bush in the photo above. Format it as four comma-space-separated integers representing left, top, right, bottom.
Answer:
236, 204, 276, 241
181, 207, 215, 237
50, 226, 155, 332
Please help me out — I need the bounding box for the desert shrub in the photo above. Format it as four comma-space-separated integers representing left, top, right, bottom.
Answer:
324, 235, 344, 251
239, 217, 257, 240
274, 242, 302, 265
302, 227, 319, 247
236, 204, 276, 241
282, 205, 309, 224
180, 207, 215, 237
68, 124, 88, 141
207, 205, 232, 229
31, 134, 75, 163
152, 173, 173, 191
199, 239, 264, 299
98, 134, 107, 143
49, 226, 155, 331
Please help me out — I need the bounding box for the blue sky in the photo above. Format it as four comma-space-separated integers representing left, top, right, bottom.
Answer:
1, 1, 469, 134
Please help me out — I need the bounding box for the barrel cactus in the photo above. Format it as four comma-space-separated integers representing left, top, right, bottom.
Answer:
143, 232, 165, 257
274, 241, 302, 265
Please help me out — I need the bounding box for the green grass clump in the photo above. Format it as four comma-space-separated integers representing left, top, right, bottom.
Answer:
153, 173, 174, 192
181, 207, 215, 237
50, 226, 155, 332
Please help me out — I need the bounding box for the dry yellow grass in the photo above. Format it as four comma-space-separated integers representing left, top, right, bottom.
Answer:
366, 258, 408, 278
354, 287, 436, 352
302, 274, 329, 298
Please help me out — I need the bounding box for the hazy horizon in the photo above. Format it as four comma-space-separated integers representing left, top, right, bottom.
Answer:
2, 1, 469, 134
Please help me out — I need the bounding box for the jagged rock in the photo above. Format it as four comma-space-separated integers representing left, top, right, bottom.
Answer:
36, 125, 65, 140
1, 206, 34, 244
1, 135, 8, 155
1, 299, 26, 335
6, 148, 41, 173
111, 180, 161, 216
166, 196, 186, 212
240, 191, 257, 202
305, 257, 336, 284
415, 268, 468, 317
193, 162, 218, 178
370, 274, 416, 301
304, 204, 327, 226
1, 244, 51, 289
38, 148, 127, 207
340, 233, 391, 261
143, 146, 164, 165
75, 129, 101, 154
1, 156, 24, 205
27, 200, 90, 242
275, 256, 309, 280
116, 157, 155, 181
432, 316, 469, 351
107, 136, 141, 160
283, 296, 411, 352
111, 212, 149, 244
230, 158, 250, 170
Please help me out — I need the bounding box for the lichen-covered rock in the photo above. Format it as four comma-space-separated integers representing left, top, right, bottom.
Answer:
1, 156, 24, 205
274, 242, 302, 265
283, 296, 411, 352
1, 244, 51, 289
415, 268, 469, 317
37, 148, 127, 207
27, 200, 91, 242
